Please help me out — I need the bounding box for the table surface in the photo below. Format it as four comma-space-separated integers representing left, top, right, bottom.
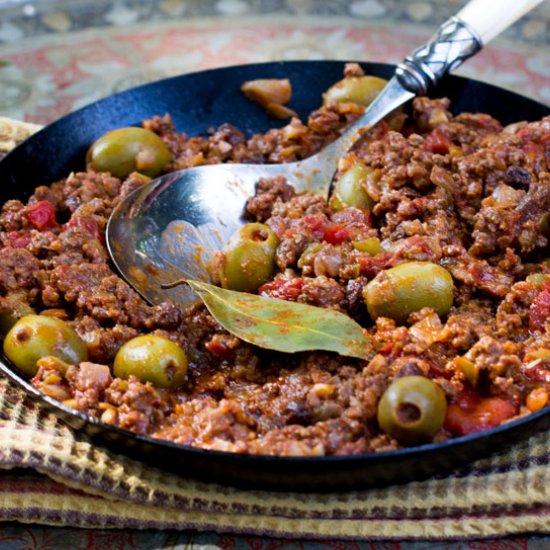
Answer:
0, 0, 549, 547
1, 0, 549, 124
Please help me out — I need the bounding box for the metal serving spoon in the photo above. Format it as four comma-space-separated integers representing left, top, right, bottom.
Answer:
107, 0, 544, 307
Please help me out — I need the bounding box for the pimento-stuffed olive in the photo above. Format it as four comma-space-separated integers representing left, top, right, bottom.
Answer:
218, 223, 279, 293
3, 315, 88, 377
377, 376, 447, 443
113, 334, 188, 389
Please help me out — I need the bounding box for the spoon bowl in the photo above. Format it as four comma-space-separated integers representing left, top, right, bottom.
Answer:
106, 78, 410, 307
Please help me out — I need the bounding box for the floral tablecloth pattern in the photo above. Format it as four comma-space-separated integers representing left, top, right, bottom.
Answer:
0, 0, 549, 124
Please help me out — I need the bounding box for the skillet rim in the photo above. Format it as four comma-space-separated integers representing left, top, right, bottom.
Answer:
0, 59, 549, 491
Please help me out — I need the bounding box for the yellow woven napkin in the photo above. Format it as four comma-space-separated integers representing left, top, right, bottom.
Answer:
1, 375, 550, 540
2, 117, 550, 540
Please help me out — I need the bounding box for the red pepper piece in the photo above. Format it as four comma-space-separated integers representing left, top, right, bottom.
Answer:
259, 277, 304, 301
444, 391, 517, 436
323, 223, 349, 245
25, 201, 57, 231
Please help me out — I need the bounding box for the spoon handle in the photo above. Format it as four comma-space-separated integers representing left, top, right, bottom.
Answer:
395, 16, 482, 96
397, 0, 545, 95
457, 0, 545, 44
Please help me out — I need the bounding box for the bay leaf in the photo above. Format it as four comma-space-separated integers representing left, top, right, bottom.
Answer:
183, 279, 375, 361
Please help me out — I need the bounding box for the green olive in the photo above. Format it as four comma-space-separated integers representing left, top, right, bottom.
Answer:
3, 315, 88, 377
113, 334, 187, 389
220, 223, 279, 293
323, 75, 387, 106
352, 237, 382, 256
86, 127, 172, 179
377, 375, 447, 443
364, 261, 454, 324
330, 164, 375, 212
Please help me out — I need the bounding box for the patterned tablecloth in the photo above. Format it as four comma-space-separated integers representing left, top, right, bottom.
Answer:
0, 0, 549, 548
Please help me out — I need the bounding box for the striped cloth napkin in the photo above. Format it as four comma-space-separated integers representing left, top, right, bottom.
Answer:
1, 375, 550, 540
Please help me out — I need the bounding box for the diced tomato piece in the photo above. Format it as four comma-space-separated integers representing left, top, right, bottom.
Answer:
323, 223, 348, 245
6, 231, 31, 248
259, 277, 304, 301
444, 392, 517, 436
529, 281, 550, 332
25, 200, 57, 231
423, 128, 453, 155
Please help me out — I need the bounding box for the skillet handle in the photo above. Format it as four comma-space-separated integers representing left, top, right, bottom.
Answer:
457, 0, 545, 45
395, 0, 544, 95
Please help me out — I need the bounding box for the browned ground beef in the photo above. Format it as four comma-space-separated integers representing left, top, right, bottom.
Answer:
1, 66, 550, 456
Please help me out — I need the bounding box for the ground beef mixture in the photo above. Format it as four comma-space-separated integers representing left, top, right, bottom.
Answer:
1, 65, 549, 456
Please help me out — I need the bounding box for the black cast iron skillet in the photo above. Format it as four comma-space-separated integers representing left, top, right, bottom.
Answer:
1, 61, 549, 492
